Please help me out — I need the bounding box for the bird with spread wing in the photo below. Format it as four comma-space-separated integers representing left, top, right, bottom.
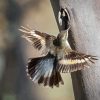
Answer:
19, 25, 97, 87
19, 8, 97, 88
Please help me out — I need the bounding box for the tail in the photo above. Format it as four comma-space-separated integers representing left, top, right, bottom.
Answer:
27, 53, 64, 87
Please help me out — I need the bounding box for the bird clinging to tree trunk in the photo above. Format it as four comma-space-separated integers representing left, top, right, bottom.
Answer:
19, 8, 97, 88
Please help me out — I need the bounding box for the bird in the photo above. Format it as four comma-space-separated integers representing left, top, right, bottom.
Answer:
19, 25, 97, 88
58, 7, 71, 29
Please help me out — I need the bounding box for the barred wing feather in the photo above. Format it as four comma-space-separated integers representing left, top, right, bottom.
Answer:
19, 26, 56, 56
57, 51, 98, 73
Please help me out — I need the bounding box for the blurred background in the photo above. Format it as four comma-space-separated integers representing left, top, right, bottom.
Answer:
0, 0, 74, 100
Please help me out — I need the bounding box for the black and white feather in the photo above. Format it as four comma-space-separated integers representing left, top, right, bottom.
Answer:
19, 7, 98, 87
58, 7, 71, 27
57, 51, 97, 73
27, 53, 64, 87
19, 25, 97, 87
19, 26, 56, 56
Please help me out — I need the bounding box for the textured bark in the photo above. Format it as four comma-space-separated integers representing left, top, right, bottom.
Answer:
50, 0, 100, 100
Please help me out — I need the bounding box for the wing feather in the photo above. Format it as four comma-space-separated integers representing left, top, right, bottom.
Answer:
57, 51, 98, 73
19, 26, 56, 55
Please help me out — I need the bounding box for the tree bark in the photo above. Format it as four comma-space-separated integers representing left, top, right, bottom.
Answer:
50, 0, 100, 100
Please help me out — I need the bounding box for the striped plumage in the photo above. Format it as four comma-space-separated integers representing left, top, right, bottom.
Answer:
57, 51, 97, 73
19, 25, 97, 88
27, 53, 64, 87
19, 8, 97, 87
58, 7, 71, 29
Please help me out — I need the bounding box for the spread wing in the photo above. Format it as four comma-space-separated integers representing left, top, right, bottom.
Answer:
57, 51, 98, 73
19, 26, 56, 56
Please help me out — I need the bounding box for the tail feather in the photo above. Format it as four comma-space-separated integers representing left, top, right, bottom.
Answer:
27, 54, 64, 87
49, 69, 64, 87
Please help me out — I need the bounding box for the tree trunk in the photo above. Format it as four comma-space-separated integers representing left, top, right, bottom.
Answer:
50, 0, 100, 100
